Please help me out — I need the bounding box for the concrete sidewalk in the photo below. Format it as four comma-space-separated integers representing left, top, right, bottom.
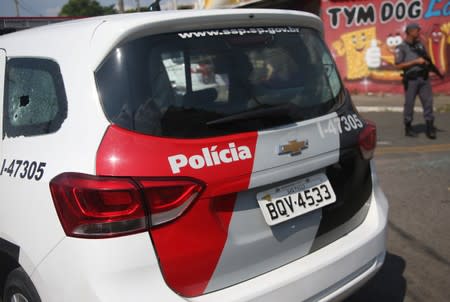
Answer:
352, 94, 450, 113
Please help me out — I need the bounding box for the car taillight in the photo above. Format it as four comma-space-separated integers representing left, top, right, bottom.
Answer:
50, 173, 204, 238
137, 179, 203, 226
359, 120, 377, 160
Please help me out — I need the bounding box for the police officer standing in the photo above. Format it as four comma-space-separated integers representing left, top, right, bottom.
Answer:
395, 23, 437, 139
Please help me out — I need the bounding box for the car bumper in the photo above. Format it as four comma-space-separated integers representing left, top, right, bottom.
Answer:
32, 161, 388, 302
191, 162, 388, 302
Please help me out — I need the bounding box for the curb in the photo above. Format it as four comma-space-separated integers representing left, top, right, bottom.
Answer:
356, 106, 450, 113
356, 106, 422, 113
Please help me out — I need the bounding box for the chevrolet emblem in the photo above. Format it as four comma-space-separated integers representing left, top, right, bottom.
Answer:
278, 140, 309, 156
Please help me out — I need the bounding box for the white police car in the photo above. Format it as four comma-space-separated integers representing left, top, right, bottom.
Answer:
0, 9, 388, 302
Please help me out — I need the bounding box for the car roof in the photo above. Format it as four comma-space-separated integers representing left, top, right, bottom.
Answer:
0, 9, 322, 69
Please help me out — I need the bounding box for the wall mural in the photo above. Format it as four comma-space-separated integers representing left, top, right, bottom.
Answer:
322, 0, 450, 94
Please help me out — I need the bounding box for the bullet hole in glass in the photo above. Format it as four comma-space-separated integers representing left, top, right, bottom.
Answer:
19, 95, 30, 107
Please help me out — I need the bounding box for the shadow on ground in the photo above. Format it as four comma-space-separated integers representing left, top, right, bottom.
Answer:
411, 123, 446, 135
345, 252, 407, 302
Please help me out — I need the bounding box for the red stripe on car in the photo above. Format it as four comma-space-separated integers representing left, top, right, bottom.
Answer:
96, 125, 258, 296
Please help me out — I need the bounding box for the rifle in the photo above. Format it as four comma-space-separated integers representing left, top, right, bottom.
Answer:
412, 43, 444, 79
400, 73, 408, 90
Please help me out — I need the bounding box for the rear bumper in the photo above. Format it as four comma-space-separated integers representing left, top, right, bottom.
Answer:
31, 162, 387, 302
191, 162, 388, 302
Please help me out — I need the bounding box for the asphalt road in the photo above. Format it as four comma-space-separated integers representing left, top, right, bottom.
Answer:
346, 111, 450, 302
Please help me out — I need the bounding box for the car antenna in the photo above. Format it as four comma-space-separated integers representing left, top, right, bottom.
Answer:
149, 0, 161, 11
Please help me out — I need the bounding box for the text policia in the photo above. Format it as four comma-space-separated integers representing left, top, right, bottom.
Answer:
168, 143, 253, 174
327, 0, 449, 29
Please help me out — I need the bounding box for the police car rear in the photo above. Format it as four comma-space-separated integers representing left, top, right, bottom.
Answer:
46, 9, 387, 301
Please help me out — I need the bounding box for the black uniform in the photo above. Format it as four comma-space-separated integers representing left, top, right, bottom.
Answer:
395, 41, 434, 124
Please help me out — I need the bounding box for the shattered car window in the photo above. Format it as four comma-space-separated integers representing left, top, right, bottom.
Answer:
4, 58, 67, 137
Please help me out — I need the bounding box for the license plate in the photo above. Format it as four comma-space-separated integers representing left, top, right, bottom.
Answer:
256, 174, 336, 226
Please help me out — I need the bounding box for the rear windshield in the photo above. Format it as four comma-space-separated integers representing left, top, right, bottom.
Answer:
96, 27, 343, 138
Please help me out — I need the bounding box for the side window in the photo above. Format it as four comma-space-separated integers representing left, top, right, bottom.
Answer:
301, 30, 340, 102
301, 29, 342, 99
321, 51, 342, 98
3, 58, 67, 137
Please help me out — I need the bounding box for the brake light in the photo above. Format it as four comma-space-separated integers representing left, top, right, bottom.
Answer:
359, 120, 377, 160
50, 173, 203, 238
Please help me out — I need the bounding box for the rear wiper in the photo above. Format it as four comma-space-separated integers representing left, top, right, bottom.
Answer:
206, 104, 294, 126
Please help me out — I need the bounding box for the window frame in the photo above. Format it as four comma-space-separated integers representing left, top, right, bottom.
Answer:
3, 57, 68, 138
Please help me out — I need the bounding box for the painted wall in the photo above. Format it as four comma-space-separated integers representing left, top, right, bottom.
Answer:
322, 0, 450, 94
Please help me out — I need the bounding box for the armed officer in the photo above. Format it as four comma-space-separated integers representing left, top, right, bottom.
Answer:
395, 23, 437, 139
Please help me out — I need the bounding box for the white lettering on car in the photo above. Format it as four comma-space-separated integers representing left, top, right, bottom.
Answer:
177, 27, 300, 39
317, 114, 364, 139
168, 143, 252, 174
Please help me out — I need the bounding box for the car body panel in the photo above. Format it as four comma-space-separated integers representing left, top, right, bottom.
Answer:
88, 9, 323, 69
0, 22, 109, 276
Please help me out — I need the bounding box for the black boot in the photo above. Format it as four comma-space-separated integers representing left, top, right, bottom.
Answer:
405, 122, 418, 137
426, 120, 437, 139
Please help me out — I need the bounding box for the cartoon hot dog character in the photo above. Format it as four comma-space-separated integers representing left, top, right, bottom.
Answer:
427, 24, 448, 76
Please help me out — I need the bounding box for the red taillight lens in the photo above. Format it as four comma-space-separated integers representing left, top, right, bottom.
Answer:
74, 189, 141, 218
137, 179, 203, 226
50, 173, 146, 238
50, 173, 204, 238
359, 120, 377, 160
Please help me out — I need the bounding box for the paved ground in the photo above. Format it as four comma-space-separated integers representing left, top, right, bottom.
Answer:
345, 100, 450, 302
352, 94, 450, 112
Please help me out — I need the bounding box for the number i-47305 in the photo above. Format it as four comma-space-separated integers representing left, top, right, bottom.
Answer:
317, 114, 364, 138
0, 159, 47, 181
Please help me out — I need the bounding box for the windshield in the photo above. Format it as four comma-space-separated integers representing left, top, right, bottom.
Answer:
95, 27, 344, 138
